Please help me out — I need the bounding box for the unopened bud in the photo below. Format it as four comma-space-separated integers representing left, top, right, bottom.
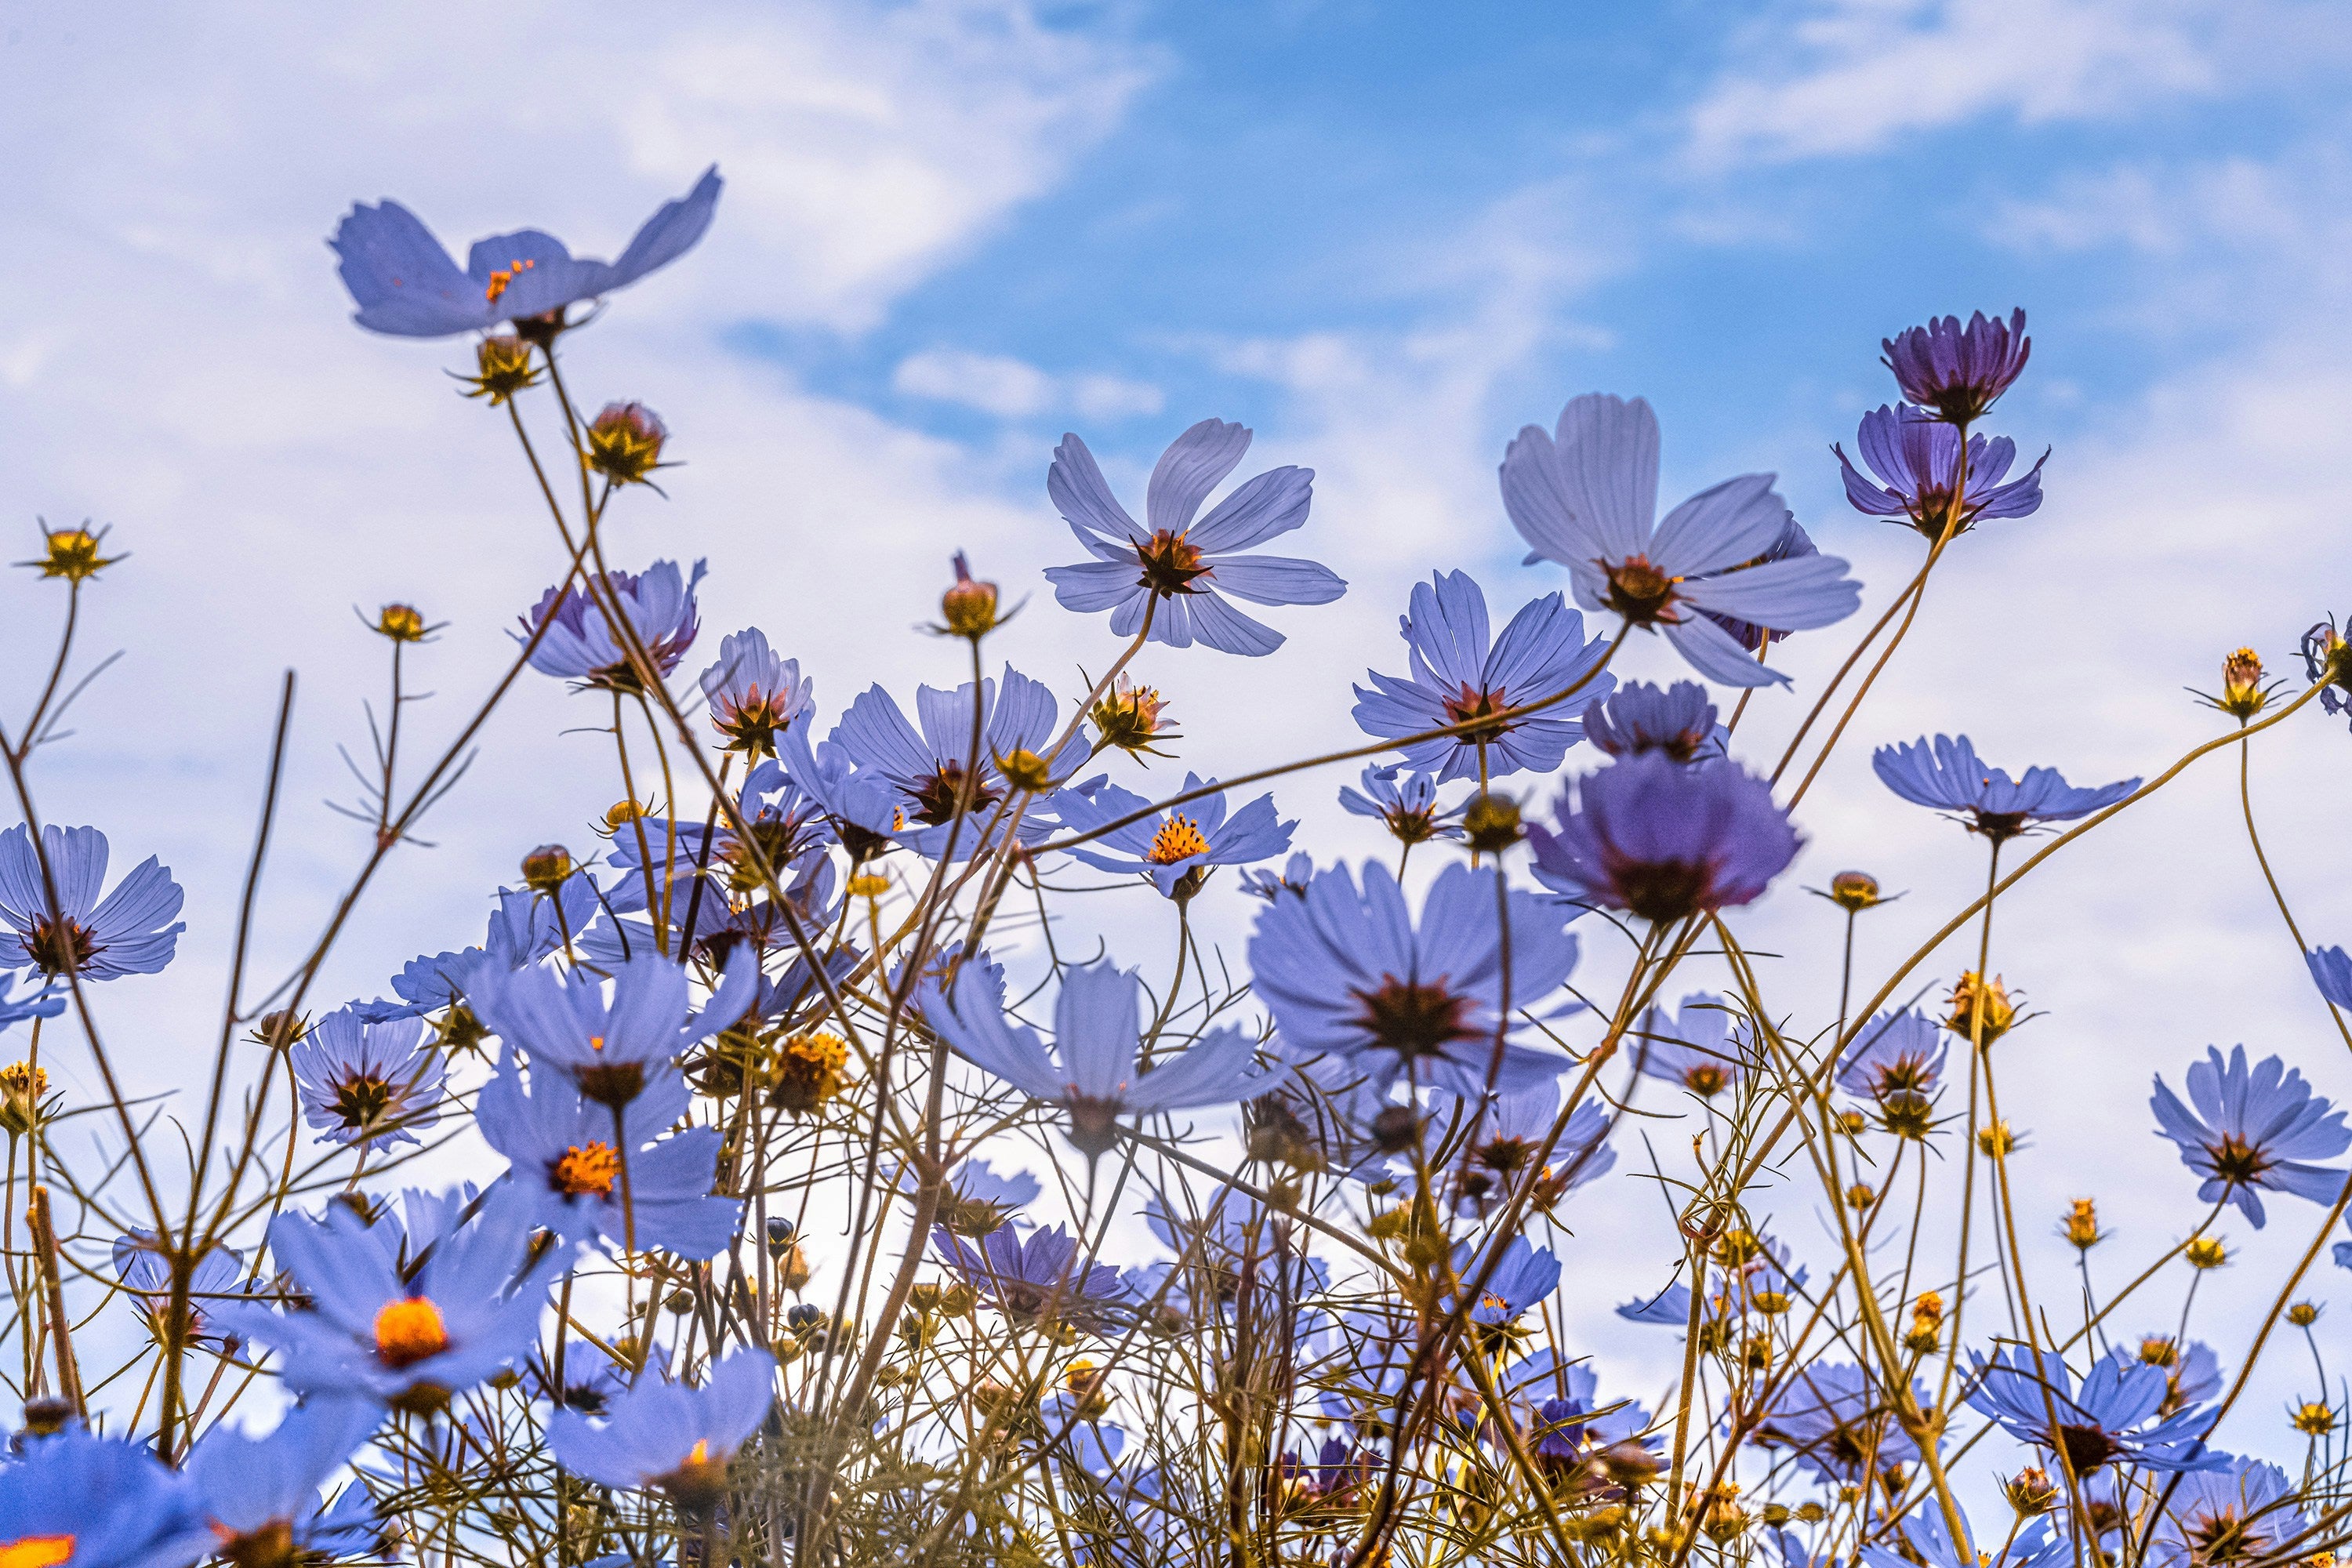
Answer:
375, 604, 429, 642
2290, 1300, 2322, 1327
1946, 971, 2016, 1046
604, 800, 647, 832
521, 844, 573, 892
997, 747, 1054, 794
2185, 1236, 2230, 1270
2005, 1468, 2057, 1515
1369, 1104, 1422, 1155
24, 525, 118, 584
583, 402, 668, 485
1826, 871, 1882, 912
2220, 648, 2267, 717
1461, 792, 1523, 854
2061, 1197, 2103, 1250
939, 552, 1000, 639
462, 333, 539, 406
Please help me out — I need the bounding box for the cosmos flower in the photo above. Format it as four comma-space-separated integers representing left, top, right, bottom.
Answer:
550, 1348, 777, 1512
2122, 1335, 2223, 1416
288, 1007, 447, 1152
1836, 1011, 1948, 1100
379, 871, 602, 1021
777, 725, 910, 864
477, 1054, 739, 1258
1860, 1502, 2063, 1568
1054, 774, 1295, 899
220, 1187, 565, 1414
1967, 1345, 2223, 1474
1338, 765, 1465, 846
185, 1397, 384, 1566
934, 1222, 1133, 1334
918, 1156, 1044, 1238
1350, 570, 1615, 782
0, 1426, 213, 1568
1446, 1234, 1562, 1340
467, 951, 757, 1108
1500, 393, 1860, 687
1044, 419, 1346, 656
517, 560, 706, 693
1873, 735, 2138, 842
1503, 1352, 1654, 1460
1247, 860, 1579, 1098
829, 666, 1062, 860
330, 166, 721, 337
1882, 309, 2031, 424
1238, 851, 1316, 901
2302, 616, 2352, 727
1836, 405, 2046, 540
698, 627, 812, 757
1435, 1080, 1615, 1216
2150, 1045, 2350, 1227
921, 960, 1269, 1158
1631, 995, 1751, 1099
0, 823, 185, 980
2146, 1456, 2310, 1568
1751, 1362, 1923, 1484
1582, 681, 1725, 764
111, 1230, 251, 1351
1527, 755, 1801, 924
2306, 943, 2352, 1011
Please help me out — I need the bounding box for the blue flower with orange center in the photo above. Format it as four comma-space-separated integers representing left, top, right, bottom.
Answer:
469, 951, 757, 1109
330, 167, 720, 338
1044, 419, 1346, 656
827, 666, 1064, 861
1882, 308, 2031, 424
550, 1347, 777, 1513
1751, 1361, 1924, 1484
1446, 1234, 1561, 1331
1836, 1010, 1948, 1101
0, 823, 185, 981
1053, 772, 1294, 899
1352, 570, 1614, 783
1630, 993, 1751, 1100
2150, 1045, 2350, 1227
697, 627, 812, 758
0, 1427, 212, 1568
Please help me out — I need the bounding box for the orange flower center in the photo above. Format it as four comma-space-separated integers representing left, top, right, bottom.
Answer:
374, 1296, 451, 1369
0, 1537, 74, 1568
482, 256, 535, 304
1147, 816, 1210, 865
553, 1141, 622, 1197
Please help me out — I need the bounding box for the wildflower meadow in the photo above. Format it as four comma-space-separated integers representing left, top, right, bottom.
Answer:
7, 158, 2352, 1568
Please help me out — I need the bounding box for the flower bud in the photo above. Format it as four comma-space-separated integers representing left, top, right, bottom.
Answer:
1091, 677, 1178, 758
847, 872, 891, 901
2184, 1236, 2230, 1270
0, 1062, 46, 1138
1826, 870, 1882, 912
1369, 1104, 1422, 1155
375, 604, 429, 643
764, 1216, 797, 1254
521, 844, 574, 892
2060, 1197, 2103, 1250
24, 524, 118, 584
938, 1282, 978, 1317
769, 1032, 851, 1116
2290, 1300, 2322, 1327
1946, 971, 2016, 1046
604, 799, 648, 833
2005, 1468, 2058, 1515
997, 747, 1054, 794
939, 552, 1000, 639
1844, 1182, 1875, 1211
583, 402, 668, 485
2294, 1401, 2336, 1436
1461, 792, 1523, 855
1976, 1120, 2018, 1156
2220, 647, 2267, 718
461, 333, 539, 405
19, 1396, 71, 1438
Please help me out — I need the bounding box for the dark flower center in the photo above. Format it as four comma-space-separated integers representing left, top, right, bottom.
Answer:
1479, 1135, 1538, 1174
25, 916, 96, 977
909, 761, 1001, 827
575, 1060, 647, 1108
1065, 1095, 1122, 1159
1351, 977, 1480, 1060
1660, 729, 1708, 764
1971, 809, 2031, 841
2054, 1421, 2121, 1475
1385, 805, 1439, 844
1683, 1065, 1730, 1098
1871, 1057, 1936, 1095
330, 1073, 394, 1130
1608, 857, 1713, 924
998, 1279, 1051, 1319
2206, 1134, 2273, 1184
2184, 1512, 2259, 1564
1602, 557, 1678, 622
1135, 529, 1211, 597
1442, 685, 1512, 744
217, 1519, 297, 1568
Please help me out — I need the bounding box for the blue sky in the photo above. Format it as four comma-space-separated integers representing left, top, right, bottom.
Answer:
6, 0, 2352, 1445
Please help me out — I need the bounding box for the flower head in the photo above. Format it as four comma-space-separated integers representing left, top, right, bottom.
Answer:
1838, 1011, 1948, 1101
1090, 676, 1178, 759
1860, 1503, 2064, 1568
0, 971, 62, 1038
1433, 1080, 1614, 1216
2150, 1046, 2350, 1228
1044, 419, 1346, 657
1632, 995, 1752, 1099
517, 560, 706, 693
1752, 1363, 1923, 1484
2147, 1456, 2310, 1568
1527, 755, 1801, 924
0, 1427, 213, 1568
698, 627, 811, 758
289, 1007, 447, 1152
1054, 773, 1295, 900
1446, 1234, 1562, 1336
1882, 309, 2031, 423
459, 332, 538, 404
923, 960, 1268, 1158
1874, 735, 2137, 842
1248, 860, 1578, 1098
1501, 393, 1859, 687
20, 523, 122, 583
1338, 765, 1466, 846
0, 823, 185, 980
827, 665, 1062, 861
935, 1222, 1132, 1334
1836, 404, 2045, 539
1351, 570, 1615, 782
1967, 1345, 2221, 1474
1239, 851, 1316, 902
938, 551, 1001, 639
1583, 681, 1725, 764
330, 166, 721, 338
111, 1229, 252, 1351
584, 401, 668, 486
550, 1347, 775, 1512
187, 1397, 384, 1566
468, 952, 757, 1108
2301, 616, 2352, 724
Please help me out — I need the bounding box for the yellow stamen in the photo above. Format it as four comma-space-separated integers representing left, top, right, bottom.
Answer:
553, 1141, 622, 1198
1146, 816, 1210, 866
374, 1296, 452, 1369
0, 1538, 74, 1568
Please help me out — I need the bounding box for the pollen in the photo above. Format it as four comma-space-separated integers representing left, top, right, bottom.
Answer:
0, 1538, 74, 1568
552, 1140, 621, 1198
771, 1032, 852, 1116
374, 1296, 452, 1369
482, 256, 534, 304
1147, 816, 1210, 865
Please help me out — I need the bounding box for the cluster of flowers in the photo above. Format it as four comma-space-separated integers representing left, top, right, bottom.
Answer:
2, 168, 2350, 1568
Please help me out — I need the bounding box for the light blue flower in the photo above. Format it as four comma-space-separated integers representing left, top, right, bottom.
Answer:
1836, 1010, 1947, 1100
468, 951, 757, 1108
1338, 766, 1465, 847
1874, 734, 2137, 841
1054, 773, 1295, 899
1630, 994, 1751, 1099
698, 627, 813, 758
0, 1427, 212, 1568
2151, 1045, 2350, 1227
550, 1347, 777, 1510
0, 823, 185, 980
1967, 1345, 2223, 1473
517, 561, 706, 692
2147, 1455, 2310, 1568
288, 1006, 447, 1152
827, 666, 1062, 861
934, 1222, 1132, 1334
1837, 403, 2045, 539
1528, 755, 1801, 924
186, 1397, 383, 1564
1582, 681, 1726, 764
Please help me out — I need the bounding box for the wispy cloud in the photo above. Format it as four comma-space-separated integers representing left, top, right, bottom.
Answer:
893, 347, 1163, 419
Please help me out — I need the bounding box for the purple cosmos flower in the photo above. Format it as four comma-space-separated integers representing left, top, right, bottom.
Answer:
1501, 394, 1860, 687
0, 823, 185, 981
1503, 1353, 1654, 1460
1351, 570, 1615, 782
1836, 1010, 1948, 1100
2150, 1045, 2350, 1227
913, 1156, 1043, 1237
186, 1397, 383, 1566
468, 951, 757, 1108
1861, 1504, 2063, 1568
2147, 1457, 2310, 1568
1967, 1345, 2223, 1474
1874, 735, 2139, 842
1837, 405, 2046, 541
1583, 681, 1725, 764
289, 1006, 447, 1152
698, 627, 812, 757
112, 1230, 251, 1351
331, 167, 720, 338
0, 969, 61, 1033
1436, 1081, 1614, 1216
1699, 514, 1833, 655
922, 960, 1268, 1158
1527, 755, 1801, 924
829, 666, 1062, 861
1882, 309, 2031, 424
1751, 1362, 1923, 1484
478, 1054, 739, 1258
0, 1427, 213, 1568
2119, 1335, 2223, 1415
934, 1222, 1133, 1334
517, 560, 706, 692
221, 1187, 567, 1413
1238, 851, 1316, 902
1338, 765, 1465, 847
1044, 419, 1346, 656
1446, 1234, 1562, 1333
1247, 860, 1578, 1098
2302, 616, 2352, 727
379, 871, 603, 1020
1054, 774, 1295, 900
777, 725, 906, 864
1632, 994, 1751, 1099
550, 1348, 776, 1512
2307, 944, 2352, 1011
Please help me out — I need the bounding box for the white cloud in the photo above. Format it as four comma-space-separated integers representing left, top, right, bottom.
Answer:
893, 347, 1164, 419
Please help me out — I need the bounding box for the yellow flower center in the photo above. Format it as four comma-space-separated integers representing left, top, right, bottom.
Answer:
374, 1296, 452, 1369
553, 1141, 622, 1198
0, 1537, 74, 1568
1147, 816, 1210, 865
